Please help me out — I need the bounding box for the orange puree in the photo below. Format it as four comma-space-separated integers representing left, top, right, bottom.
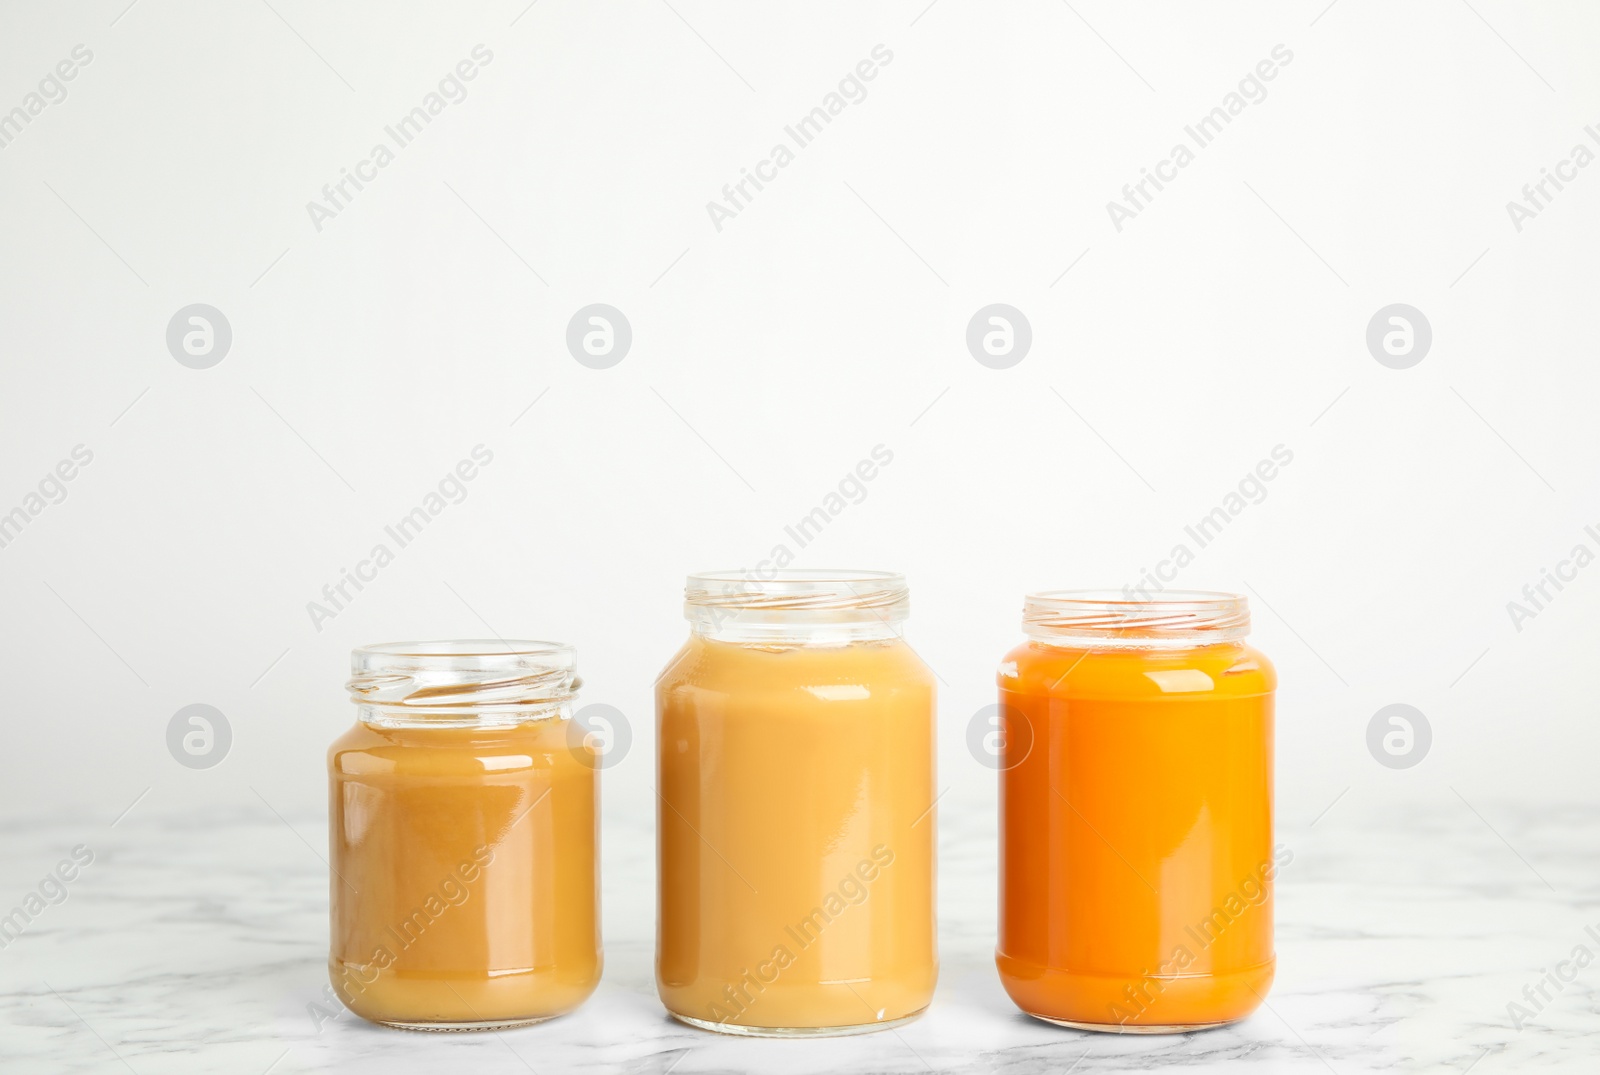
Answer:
997, 637, 1278, 1031
328, 718, 600, 1028
656, 634, 937, 1034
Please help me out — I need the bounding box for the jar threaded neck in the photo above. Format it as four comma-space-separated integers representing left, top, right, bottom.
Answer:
1023, 590, 1249, 646
684, 570, 909, 643
347, 640, 578, 725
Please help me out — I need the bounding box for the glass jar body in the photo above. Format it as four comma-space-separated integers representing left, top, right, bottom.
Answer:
655, 631, 938, 1036
327, 714, 601, 1029
996, 638, 1277, 1032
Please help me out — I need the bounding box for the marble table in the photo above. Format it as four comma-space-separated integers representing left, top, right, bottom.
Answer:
1, 793, 1594, 1073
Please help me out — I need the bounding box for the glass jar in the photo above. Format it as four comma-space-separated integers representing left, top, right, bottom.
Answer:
328, 640, 601, 1030
655, 570, 938, 1036
995, 592, 1279, 1032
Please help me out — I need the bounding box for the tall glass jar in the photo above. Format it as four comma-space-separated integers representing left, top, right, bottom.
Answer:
328, 640, 601, 1030
996, 592, 1279, 1032
656, 570, 938, 1036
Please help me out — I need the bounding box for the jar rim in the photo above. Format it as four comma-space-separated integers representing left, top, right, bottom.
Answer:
684, 569, 909, 639
1023, 590, 1250, 643
347, 639, 579, 711
685, 569, 907, 610
354, 639, 573, 660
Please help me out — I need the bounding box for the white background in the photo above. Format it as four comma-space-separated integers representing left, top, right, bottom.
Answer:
1, 0, 1597, 1064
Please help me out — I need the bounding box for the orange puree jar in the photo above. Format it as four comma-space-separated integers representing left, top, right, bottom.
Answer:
656, 571, 937, 1036
996, 591, 1279, 1033
328, 641, 601, 1030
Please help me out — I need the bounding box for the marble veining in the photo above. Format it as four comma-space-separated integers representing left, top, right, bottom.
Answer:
0, 797, 1595, 1073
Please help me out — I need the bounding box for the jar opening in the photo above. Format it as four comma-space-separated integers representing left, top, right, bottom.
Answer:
347, 640, 579, 723
685, 570, 909, 642
1023, 590, 1249, 646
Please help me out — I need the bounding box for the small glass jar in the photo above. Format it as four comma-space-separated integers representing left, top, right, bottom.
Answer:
328, 640, 601, 1030
655, 570, 938, 1036
996, 592, 1278, 1033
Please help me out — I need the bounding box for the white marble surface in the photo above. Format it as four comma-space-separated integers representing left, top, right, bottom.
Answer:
1, 793, 1596, 1074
